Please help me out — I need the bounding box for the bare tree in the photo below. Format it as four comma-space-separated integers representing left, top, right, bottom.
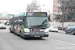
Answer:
26, 0, 41, 11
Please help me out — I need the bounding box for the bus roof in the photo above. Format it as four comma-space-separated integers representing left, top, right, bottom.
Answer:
13, 12, 48, 18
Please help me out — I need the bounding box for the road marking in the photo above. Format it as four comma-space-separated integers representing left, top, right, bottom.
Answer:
50, 38, 75, 46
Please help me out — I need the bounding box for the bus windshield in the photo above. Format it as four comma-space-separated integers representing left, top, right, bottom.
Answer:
26, 17, 48, 28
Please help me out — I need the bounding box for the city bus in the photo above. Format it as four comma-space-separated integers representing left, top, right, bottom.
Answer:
9, 12, 49, 38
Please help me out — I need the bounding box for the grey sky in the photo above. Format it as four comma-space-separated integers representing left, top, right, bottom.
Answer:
0, 0, 53, 14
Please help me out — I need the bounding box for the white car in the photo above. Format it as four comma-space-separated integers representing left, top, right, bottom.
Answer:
0, 24, 6, 29
49, 26, 58, 32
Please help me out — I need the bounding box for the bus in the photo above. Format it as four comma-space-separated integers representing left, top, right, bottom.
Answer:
9, 12, 49, 38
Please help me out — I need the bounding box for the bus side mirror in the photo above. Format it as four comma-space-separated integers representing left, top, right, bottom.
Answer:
48, 15, 50, 21
48, 17, 50, 21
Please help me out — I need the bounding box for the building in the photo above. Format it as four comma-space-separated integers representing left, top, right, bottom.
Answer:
53, 0, 62, 15
53, 0, 75, 22
53, 0, 63, 22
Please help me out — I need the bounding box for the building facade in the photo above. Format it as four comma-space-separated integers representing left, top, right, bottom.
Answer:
53, 0, 75, 22
53, 0, 62, 15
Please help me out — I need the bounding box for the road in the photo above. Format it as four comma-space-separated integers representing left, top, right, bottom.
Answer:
0, 26, 75, 50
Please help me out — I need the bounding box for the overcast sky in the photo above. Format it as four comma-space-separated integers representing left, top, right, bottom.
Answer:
0, 0, 53, 14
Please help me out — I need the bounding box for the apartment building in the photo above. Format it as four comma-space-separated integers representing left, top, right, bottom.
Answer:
53, 0, 62, 15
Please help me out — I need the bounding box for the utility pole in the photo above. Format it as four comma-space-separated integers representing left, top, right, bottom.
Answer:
13, 15, 15, 29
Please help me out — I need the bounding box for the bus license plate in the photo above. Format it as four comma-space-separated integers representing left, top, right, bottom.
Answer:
35, 36, 40, 37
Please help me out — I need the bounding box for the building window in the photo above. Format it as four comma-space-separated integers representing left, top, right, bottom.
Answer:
53, 7, 57, 8
58, 9, 61, 12
53, 3, 57, 4
53, 11, 57, 12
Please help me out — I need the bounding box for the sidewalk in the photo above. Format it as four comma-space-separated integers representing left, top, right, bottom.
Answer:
58, 30, 65, 33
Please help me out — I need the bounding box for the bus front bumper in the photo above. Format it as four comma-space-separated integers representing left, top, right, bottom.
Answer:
24, 32, 49, 37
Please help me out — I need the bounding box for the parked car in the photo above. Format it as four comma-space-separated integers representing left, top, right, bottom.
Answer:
6, 23, 10, 25
62, 26, 68, 30
65, 26, 75, 35
55, 26, 62, 30
55, 26, 68, 30
4, 22, 9, 25
49, 26, 58, 32
0, 24, 6, 29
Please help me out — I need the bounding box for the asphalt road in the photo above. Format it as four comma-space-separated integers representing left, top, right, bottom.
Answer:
0, 26, 75, 50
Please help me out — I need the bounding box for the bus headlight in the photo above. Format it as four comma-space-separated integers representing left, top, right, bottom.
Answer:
24, 28, 30, 32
